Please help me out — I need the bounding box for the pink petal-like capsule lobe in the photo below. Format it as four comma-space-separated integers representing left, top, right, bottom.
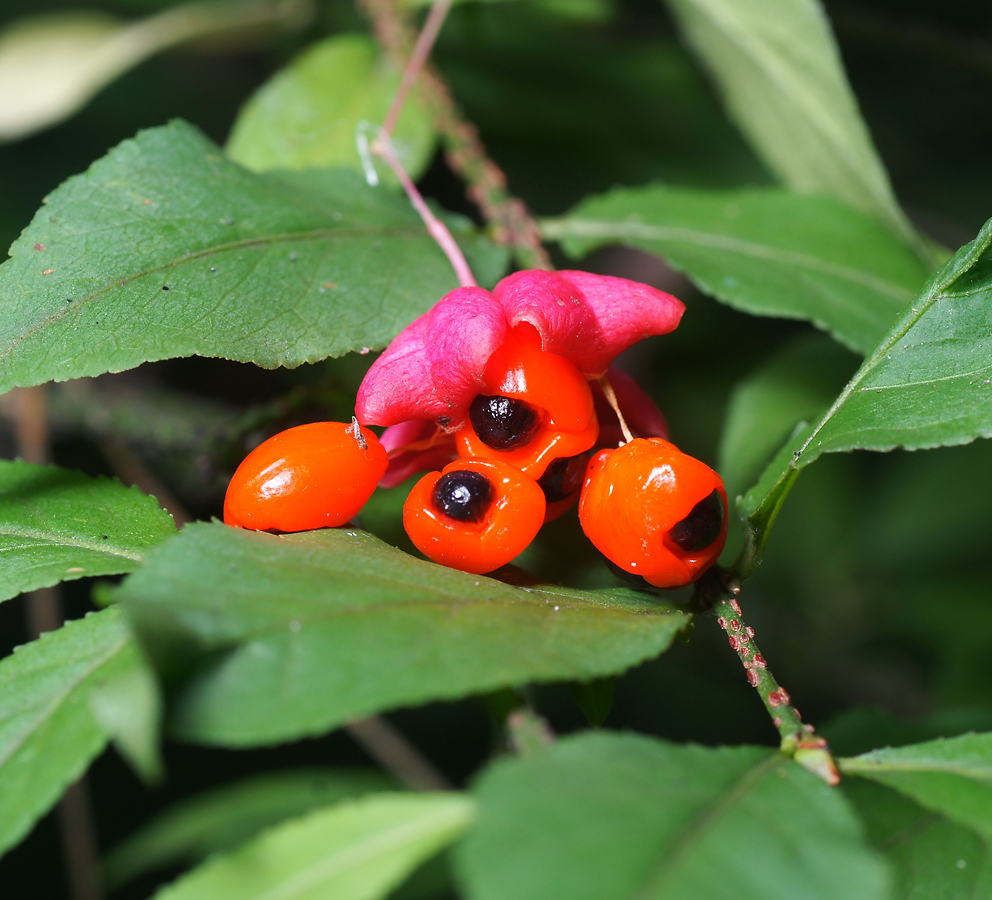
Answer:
356, 270, 684, 435
555, 271, 685, 374
356, 287, 506, 428
492, 270, 601, 362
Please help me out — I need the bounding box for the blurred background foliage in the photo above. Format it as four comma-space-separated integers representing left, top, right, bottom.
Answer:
0, 0, 990, 896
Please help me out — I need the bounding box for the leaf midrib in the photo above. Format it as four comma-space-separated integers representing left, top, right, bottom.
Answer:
543, 217, 913, 301
0, 629, 129, 770
634, 752, 782, 898
678, 0, 886, 211
796, 229, 992, 465
841, 757, 992, 782
0, 224, 435, 365
245, 805, 468, 900
0, 525, 145, 562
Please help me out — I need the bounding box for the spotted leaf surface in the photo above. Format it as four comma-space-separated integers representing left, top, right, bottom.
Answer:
0, 120, 506, 393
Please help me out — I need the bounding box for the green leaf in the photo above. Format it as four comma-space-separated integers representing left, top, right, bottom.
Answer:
149, 792, 475, 900
844, 779, 992, 900
733, 423, 811, 579
0, 120, 507, 393
841, 732, 992, 843
0, 459, 176, 603
0, 2, 310, 142
117, 522, 688, 746
544, 184, 930, 354
453, 732, 890, 900
227, 34, 435, 183
105, 767, 397, 888
568, 676, 615, 727
661, 0, 916, 245
0, 606, 162, 856
718, 333, 857, 500
794, 218, 992, 467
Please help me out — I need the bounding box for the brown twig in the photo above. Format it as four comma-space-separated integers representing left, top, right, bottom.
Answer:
12, 386, 105, 900
357, 0, 553, 271
346, 716, 453, 791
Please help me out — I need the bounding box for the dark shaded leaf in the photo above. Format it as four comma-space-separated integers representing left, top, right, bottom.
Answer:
117, 523, 688, 746
453, 732, 890, 900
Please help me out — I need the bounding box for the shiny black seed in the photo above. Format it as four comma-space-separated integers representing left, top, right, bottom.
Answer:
538, 452, 591, 503
469, 394, 540, 451
668, 490, 724, 552
431, 470, 494, 523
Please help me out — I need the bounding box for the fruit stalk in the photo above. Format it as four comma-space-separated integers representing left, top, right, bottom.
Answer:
695, 567, 840, 786
357, 0, 553, 270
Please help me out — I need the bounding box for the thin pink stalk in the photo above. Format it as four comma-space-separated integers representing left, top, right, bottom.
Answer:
373, 131, 477, 287
380, 0, 453, 140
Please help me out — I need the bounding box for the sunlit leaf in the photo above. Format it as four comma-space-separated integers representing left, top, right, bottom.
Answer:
662, 0, 917, 245
0, 459, 176, 603
0, 120, 507, 394
150, 792, 475, 900
105, 768, 396, 887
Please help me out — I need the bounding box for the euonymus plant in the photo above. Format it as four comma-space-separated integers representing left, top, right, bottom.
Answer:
1, 0, 991, 898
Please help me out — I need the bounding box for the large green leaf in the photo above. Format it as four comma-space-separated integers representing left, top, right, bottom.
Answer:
0, 459, 176, 603
227, 34, 435, 183
544, 184, 929, 354
453, 732, 890, 900
662, 0, 915, 245
841, 732, 992, 843
733, 218, 992, 575
717, 333, 856, 500
117, 523, 688, 746
0, 120, 506, 394
105, 767, 397, 888
0, 606, 161, 856
844, 779, 992, 900
794, 218, 992, 466
150, 792, 474, 900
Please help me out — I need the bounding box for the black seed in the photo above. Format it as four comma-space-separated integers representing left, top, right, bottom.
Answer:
432, 470, 494, 523
470, 394, 540, 451
538, 452, 591, 503
161, 285, 170, 291
668, 490, 724, 552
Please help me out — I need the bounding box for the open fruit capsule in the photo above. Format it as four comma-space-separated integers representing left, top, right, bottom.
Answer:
404, 457, 546, 574
578, 437, 728, 588
224, 420, 388, 532
456, 324, 598, 478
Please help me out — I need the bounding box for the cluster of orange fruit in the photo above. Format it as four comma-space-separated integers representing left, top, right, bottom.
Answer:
224, 318, 727, 588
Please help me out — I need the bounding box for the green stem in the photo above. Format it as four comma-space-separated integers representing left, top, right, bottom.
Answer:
694, 567, 839, 785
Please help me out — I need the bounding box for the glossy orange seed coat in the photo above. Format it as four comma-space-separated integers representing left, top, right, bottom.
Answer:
224, 421, 388, 532
456, 324, 598, 478
579, 438, 728, 588
404, 457, 546, 575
